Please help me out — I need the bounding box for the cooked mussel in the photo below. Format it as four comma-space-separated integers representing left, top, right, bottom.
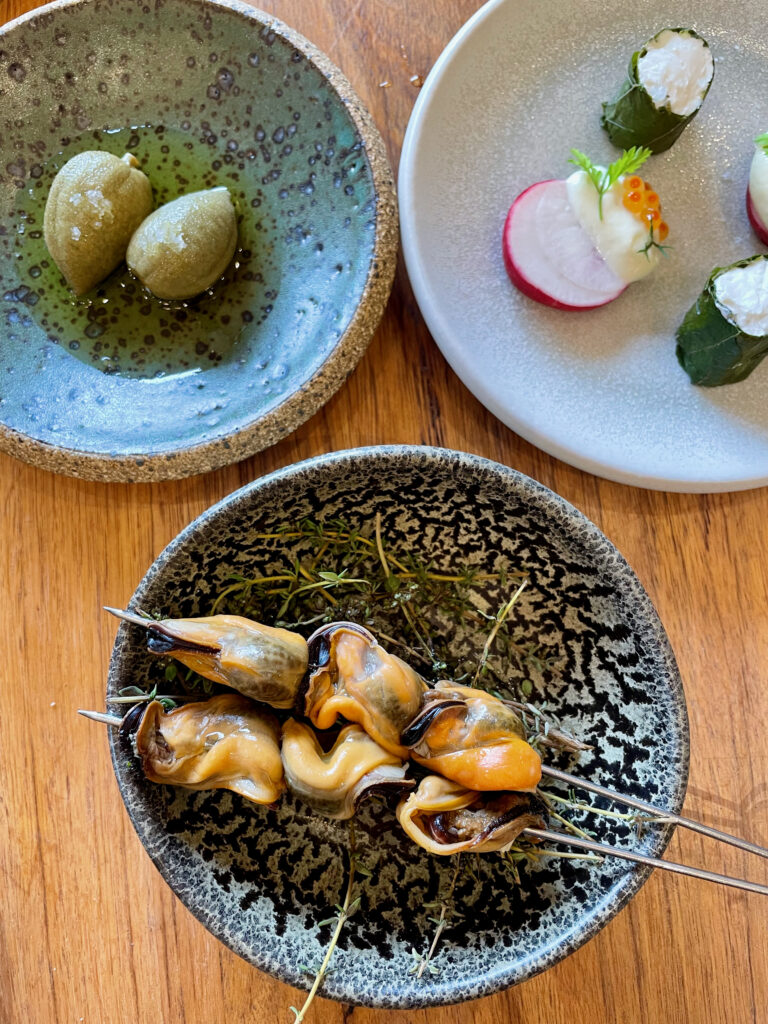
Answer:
107, 608, 307, 709
401, 681, 542, 792
303, 622, 428, 758
281, 719, 413, 820
396, 775, 548, 855
123, 693, 284, 805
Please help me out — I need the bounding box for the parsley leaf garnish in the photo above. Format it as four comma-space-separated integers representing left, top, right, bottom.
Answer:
568, 146, 652, 218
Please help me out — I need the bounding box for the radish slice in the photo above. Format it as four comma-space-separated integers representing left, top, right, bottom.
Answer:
502, 180, 627, 310
747, 186, 768, 246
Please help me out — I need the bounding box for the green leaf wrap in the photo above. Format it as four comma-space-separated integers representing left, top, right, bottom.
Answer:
601, 29, 713, 154
676, 258, 768, 387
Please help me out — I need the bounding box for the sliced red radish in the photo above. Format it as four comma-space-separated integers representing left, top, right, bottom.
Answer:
747, 186, 768, 246
502, 179, 626, 310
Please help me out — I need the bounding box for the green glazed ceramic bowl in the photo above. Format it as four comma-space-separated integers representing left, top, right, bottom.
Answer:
0, 0, 397, 480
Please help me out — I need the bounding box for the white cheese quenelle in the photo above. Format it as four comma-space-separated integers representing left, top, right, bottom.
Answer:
713, 259, 768, 338
502, 148, 669, 311
602, 28, 714, 154
676, 256, 768, 387
747, 135, 768, 245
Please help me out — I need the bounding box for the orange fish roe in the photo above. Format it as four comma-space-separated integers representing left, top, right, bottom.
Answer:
622, 177, 668, 239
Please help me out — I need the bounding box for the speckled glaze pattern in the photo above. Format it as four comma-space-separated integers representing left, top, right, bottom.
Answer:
0, 0, 397, 481
107, 447, 689, 1008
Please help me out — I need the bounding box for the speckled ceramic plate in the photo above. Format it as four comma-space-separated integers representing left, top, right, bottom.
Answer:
400, 0, 768, 492
107, 446, 688, 1007
0, 0, 397, 481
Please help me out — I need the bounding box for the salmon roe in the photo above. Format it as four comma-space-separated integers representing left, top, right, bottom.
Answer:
622, 177, 668, 242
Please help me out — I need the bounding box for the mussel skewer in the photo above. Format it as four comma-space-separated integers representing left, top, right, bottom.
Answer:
401, 681, 543, 793
397, 775, 548, 855
303, 622, 427, 759
281, 719, 413, 820
106, 607, 308, 709
80, 697, 413, 821
104, 611, 768, 867
85, 693, 286, 805
79, 702, 768, 893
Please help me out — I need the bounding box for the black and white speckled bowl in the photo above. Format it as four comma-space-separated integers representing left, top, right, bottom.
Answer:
107, 446, 689, 1007
0, 0, 397, 481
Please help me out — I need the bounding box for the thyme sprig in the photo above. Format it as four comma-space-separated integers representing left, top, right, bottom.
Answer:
289, 823, 369, 1023
569, 146, 652, 218
409, 856, 463, 979
472, 579, 527, 687
112, 683, 183, 711
540, 788, 663, 841
503, 699, 592, 754
497, 782, 669, 886
204, 516, 536, 686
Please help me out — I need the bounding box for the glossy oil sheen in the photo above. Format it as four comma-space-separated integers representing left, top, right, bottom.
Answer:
0, 0, 377, 456
15, 124, 274, 379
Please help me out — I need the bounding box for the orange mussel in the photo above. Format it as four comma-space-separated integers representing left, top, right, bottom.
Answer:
401, 681, 542, 792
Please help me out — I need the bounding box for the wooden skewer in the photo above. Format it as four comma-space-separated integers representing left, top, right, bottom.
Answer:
541, 765, 768, 861
523, 827, 768, 896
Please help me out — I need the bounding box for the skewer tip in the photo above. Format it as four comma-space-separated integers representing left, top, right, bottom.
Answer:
78, 709, 124, 728
104, 606, 150, 628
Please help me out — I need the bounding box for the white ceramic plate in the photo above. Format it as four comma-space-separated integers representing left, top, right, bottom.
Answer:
399, 0, 768, 492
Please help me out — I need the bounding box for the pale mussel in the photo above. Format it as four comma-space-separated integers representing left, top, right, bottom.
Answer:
122, 693, 285, 805
281, 719, 413, 820
401, 681, 542, 793
303, 622, 427, 758
397, 775, 548, 855
107, 608, 308, 709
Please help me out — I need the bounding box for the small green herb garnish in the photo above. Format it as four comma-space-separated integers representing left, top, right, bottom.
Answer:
568, 146, 652, 218
289, 823, 369, 1022
756, 132, 768, 157
638, 221, 672, 260
409, 856, 463, 979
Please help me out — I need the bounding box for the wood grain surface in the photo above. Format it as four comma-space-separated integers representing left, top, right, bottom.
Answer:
1, 1, 766, 1022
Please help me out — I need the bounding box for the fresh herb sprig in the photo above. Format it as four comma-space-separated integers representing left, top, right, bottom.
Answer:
569, 146, 652, 218
639, 221, 672, 260
205, 516, 549, 692
756, 132, 768, 157
408, 855, 463, 979
289, 823, 371, 1022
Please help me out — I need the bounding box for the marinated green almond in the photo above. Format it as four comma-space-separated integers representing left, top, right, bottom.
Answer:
126, 187, 238, 301
43, 151, 153, 295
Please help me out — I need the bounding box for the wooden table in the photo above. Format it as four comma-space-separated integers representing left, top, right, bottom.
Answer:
2, 1, 766, 1021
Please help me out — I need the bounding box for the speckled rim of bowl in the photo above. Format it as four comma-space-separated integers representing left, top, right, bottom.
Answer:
0, 0, 398, 483
107, 445, 690, 1006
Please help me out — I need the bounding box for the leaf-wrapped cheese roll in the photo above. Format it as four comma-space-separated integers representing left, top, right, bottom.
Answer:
127, 694, 284, 805
401, 681, 542, 792
601, 28, 713, 154
107, 608, 308, 709
676, 256, 768, 386
281, 719, 413, 820
396, 775, 548, 855
303, 622, 428, 759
